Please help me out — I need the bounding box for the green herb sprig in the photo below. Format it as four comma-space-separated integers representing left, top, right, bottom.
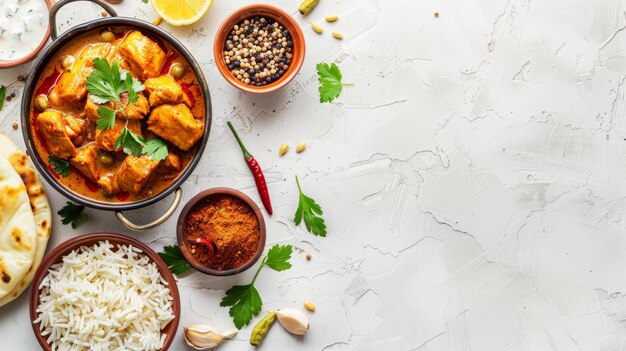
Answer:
0, 85, 6, 111
294, 176, 327, 236
58, 202, 88, 229
316, 63, 353, 103
221, 244, 293, 329
86, 58, 167, 160
158, 245, 192, 276
48, 155, 70, 177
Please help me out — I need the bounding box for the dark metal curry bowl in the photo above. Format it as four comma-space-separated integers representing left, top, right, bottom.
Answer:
21, 0, 212, 230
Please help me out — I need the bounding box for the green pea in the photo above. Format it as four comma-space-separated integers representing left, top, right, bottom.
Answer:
250, 311, 276, 346
61, 55, 75, 71
98, 152, 114, 166
100, 30, 116, 42
170, 63, 186, 78
34, 94, 49, 111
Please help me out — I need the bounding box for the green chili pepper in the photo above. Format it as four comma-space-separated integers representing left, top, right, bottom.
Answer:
250, 311, 277, 346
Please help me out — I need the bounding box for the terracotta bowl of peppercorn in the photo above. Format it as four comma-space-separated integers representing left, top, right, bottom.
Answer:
176, 188, 267, 276
213, 4, 306, 94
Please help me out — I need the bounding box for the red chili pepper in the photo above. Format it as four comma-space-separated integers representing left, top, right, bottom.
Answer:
227, 121, 273, 215
195, 238, 217, 257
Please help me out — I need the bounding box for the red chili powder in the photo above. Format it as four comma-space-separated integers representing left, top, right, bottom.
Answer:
184, 194, 260, 271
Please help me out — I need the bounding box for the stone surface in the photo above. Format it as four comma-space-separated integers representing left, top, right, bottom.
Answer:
1, 0, 626, 350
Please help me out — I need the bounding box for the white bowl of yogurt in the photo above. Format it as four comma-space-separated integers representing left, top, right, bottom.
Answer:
0, 0, 52, 68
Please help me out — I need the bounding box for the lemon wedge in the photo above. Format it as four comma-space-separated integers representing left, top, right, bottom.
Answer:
151, 0, 213, 26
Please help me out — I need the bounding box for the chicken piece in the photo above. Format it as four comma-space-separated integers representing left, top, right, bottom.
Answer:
147, 104, 203, 151
63, 114, 85, 140
97, 173, 120, 195
144, 76, 192, 107
70, 143, 99, 181
37, 111, 76, 159
84, 93, 149, 122
118, 31, 166, 81
158, 152, 182, 178
54, 43, 115, 102
95, 119, 142, 152
116, 155, 160, 193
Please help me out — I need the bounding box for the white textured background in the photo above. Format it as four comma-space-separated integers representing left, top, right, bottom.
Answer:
2, 0, 626, 350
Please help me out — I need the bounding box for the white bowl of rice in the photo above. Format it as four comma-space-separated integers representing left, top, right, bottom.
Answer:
29, 233, 180, 351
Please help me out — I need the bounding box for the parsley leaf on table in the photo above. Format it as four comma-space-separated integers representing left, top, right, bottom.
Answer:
48, 155, 70, 177
114, 127, 145, 157
221, 244, 293, 329
142, 138, 169, 161
58, 202, 88, 229
316, 63, 353, 103
294, 176, 327, 236
0, 85, 6, 111
158, 245, 192, 276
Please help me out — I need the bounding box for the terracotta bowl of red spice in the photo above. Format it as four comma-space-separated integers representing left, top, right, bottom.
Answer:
176, 188, 266, 276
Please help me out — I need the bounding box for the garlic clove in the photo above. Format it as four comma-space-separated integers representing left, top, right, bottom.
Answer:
276, 309, 309, 335
184, 324, 237, 350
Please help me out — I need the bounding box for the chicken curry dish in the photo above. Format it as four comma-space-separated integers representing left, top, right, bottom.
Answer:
29, 28, 206, 203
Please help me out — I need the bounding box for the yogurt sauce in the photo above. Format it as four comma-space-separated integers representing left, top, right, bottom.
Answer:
0, 0, 49, 60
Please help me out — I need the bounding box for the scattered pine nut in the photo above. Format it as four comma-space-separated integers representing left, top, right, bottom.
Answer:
332, 31, 344, 40
306, 252, 312, 260
311, 22, 323, 34
434, 12, 440, 17
153, 17, 163, 26
279, 144, 290, 156
101, 11, 108, 17
12, 122, 18, 130
304, 301, 316, 311
296, 142, 306, 153
325, 15, 338, 22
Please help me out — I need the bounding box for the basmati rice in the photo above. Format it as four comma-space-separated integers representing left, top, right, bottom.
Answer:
34, 241, 175, 351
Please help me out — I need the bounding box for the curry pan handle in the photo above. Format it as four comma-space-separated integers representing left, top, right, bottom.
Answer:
50, 0, 118, 40
115, 188, 183, 231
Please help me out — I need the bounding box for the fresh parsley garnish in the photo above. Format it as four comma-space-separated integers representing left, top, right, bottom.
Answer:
142, 138, 169, 161
294, 176, 327, 236
48, 155, 70, 177
221, 244, 293, 329
316, 63, 353, 103
95, 106, 117, 130
114, 127, 145, 157
0, 85, 6, 111
86, 58, 153, 158
158, 245, 192, 276
58, 202, 88, 229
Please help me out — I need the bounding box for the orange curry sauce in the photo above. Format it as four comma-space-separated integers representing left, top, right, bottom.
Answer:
30, 27, 205, 203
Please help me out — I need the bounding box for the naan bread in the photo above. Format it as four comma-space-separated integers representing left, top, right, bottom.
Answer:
0, 134, 51, 306
0, 156, 37, 299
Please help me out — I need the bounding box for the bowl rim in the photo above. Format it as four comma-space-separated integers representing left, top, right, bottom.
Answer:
20, 17, 212, 211
176, 187, 267, 276
213, 3, 306, 94
28, 232, 181, 351
0, 0, 54, 69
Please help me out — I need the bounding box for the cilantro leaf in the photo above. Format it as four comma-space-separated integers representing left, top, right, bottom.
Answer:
265, 244, 293, 271
294, 176, 327, 236
96, 106, 117, 130
220, 284, 262, 329
114, 127, 145, 156
124, 73, 138, 104
48, 155, 70, 177
158, 245, 192, 276
87, 58, 124, 103
142, 138, 169, 161
0, 85, 6, 111
57, 202, 88, 229
220, 244, 293, 329
316, 63, 352, 103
